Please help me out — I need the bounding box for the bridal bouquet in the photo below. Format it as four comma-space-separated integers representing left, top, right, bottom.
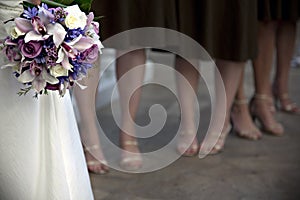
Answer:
1, 1, 103, 97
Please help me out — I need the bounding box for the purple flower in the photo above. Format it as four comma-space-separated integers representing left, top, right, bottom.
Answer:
42, 38, 57, 66
19, 40, 43, 58
17, 61, 59, 92
38, 4, 55, 25
31, 17, 47, 35
65, 28, 84, 42
5, 46, 22, 62
41, 3, 49, 10
81, 44, 99, 64
69, 60, 92, 80
4, 39, 22, 62
52, 7, 67, 23
23, 7, 38, 19
29, 61, 43, 76
86, 13, 99, 34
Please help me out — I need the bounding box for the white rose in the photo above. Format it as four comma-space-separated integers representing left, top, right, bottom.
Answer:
50, 64, 69, 77
64, 5, 87, 29
10, 26, 25, 39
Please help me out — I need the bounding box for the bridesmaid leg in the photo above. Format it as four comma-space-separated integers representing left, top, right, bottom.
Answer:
273, 21, 300, 114
252, 21, 284, 136
175, 56, 199, 156
231, 67, 262, 140
209, 59, 245, 154
116, 49, 146, 170
73, 62, 109, 174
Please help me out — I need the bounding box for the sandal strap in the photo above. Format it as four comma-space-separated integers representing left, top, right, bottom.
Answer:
122, 140, 138, 146
177, 143, 198, 151
179, 130, 196, 136
219, 127, 230, 141
120, 155, 142, 164
274, 93, 300, 113
84, 145, 99, 152
205, 125, 231, 154
87, 159, 108, 166
283, 102, 298, 111
277, 93, 289, 100
254, 94, 273, 101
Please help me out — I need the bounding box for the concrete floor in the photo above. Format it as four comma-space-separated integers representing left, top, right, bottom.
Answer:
91, 64, 300, 200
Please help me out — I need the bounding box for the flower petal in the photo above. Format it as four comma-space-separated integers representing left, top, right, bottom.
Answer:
86, 12, 94, 27
61, 54, 72, 70
67, 34, 82, 46
56, 47, 65, 63
1, 61, 19, 69
70, 37, 94, 51
38, 8, 54, 25
17, 70, 35, 83
96, 40, 104, 53
24, 31, 44, 43
42, 70, 59, 84
47, 23, 67, 47
32, 76, 46, 93
74, 80, 87, 90
56, 48, 72, 70
15, 18, 33, 33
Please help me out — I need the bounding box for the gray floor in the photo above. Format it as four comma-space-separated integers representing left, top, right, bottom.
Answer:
91, 65, 300, 200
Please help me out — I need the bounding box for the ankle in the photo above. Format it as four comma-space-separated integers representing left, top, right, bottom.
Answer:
232, 99, 248, 112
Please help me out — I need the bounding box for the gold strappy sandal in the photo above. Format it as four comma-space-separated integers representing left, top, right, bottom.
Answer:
177, 130, 199, 157
274, 93, 300, 115
208, 126, 232, 155
84, 145, 109, 175
250, 94, 284, 136
120, 140, 142, 171
231, 99, 262, 140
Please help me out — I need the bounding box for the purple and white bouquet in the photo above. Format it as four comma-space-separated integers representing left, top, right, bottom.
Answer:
1, 2, 103, 97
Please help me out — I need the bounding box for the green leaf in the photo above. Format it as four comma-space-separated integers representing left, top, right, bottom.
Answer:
55, 0, 74, 5
73, 0, 93, 13
41, 0, 93, 12
22, 1, 35, 9
24, 0, 94, 12
41, 0, 68, 8
93, 15, 105, 22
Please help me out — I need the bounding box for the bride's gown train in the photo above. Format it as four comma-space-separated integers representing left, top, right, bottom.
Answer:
0, 1, 94, 199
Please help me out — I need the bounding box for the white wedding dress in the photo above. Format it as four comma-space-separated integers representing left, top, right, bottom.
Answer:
0, 1, 94, 199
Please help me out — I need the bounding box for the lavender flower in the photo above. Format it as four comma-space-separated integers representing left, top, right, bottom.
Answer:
69, 59, 92, 80
18, 62, 59, 93
40, 3, 49, 10
45, 46, 58, 66
80, 44, 99, 63
64, 28, 84, 42
19, 39, 43, 58
5, 45, 22, 62
23, 7, 38, 19
35, 55, 46, 64
52, 7, 67, 23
